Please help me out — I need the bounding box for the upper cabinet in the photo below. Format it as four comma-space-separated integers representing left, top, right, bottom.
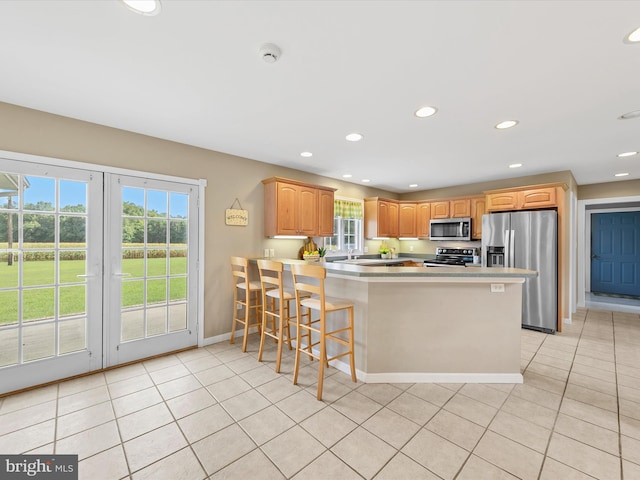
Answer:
317, 188, 335, 237
431, 199, 471, 219
364, 197, 400, 238
398, 202, 417, 238
262, 177, 336, 237
470, 196, 486, 239
416, 202, 431, 238
450, 199, 471, 218
486, 185, 561, 212
430, 201, 449, 219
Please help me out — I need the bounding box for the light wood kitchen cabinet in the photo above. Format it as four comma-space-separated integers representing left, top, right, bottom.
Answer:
416, 202, 431, 238
398, 202, 417, 237
364, 197, 400, 238
450, 199, 471, 218
262, 177, 336, 237
430, 201, 450, 219
388, 201, 399, 238
431, 199, 471, 219
520, 187, 557, 209
486, 185, 558, 212
317, 188, 335, 236
470, 196, 486, 239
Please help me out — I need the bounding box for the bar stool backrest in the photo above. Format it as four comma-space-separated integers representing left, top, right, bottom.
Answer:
230, 256, 250, 286
290, 263, 326, 311
256, 259, 284, 295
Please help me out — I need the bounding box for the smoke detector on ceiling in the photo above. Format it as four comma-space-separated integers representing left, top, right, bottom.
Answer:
259, 43, 281, 64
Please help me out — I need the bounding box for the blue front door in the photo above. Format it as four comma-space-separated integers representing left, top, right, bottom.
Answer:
591, 212, 640, 297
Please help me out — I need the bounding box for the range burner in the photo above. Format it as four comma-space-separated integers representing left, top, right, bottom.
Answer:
423, 247, 474, 267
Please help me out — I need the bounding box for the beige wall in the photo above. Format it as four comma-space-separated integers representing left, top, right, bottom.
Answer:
0, 102, 391, 339
578, 179, 640, 200
1, 101, 629, 338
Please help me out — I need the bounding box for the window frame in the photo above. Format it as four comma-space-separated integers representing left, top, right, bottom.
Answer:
323, 196, 364, 257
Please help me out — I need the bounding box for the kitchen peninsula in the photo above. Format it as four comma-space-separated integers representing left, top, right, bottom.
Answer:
262, 260, 536, 384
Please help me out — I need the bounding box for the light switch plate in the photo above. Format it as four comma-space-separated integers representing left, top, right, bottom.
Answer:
264, 248, 269, 258
269, 249, 275, 257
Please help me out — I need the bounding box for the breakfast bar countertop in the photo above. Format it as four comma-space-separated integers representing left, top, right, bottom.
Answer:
253, 258, 537, 280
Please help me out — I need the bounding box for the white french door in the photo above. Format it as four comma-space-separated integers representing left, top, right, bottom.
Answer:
104, 174, 199, 366
0, 156, 200, 394
0, 159, 103, 393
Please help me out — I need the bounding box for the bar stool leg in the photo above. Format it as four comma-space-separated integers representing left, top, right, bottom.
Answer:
348, 306, 356, 382
275, 298, 285, 373
257, 290, 268, 363
317, 320, 326, 400
292, 307, 302, 385
230, 285, 239, 346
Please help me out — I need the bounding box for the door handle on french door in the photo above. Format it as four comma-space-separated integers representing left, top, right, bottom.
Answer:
76, 274, 96, 278
591, 254, 600, 259
113, 273, 131, 277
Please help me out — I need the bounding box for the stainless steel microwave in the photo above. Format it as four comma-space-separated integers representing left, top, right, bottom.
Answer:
429, 218, 472, 241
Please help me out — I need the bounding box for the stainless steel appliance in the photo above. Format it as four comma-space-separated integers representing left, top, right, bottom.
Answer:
482, 210, 557, 333
423, 247, 474, 267
429, 218, 471, 241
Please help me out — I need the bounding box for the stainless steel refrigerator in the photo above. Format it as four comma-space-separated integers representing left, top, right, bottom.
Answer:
482, 210, 557, 333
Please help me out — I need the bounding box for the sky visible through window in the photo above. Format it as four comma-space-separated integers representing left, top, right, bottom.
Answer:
11, 176, 187, 218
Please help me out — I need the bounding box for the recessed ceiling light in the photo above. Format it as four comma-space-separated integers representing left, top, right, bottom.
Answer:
615, 172, 630, 177
121, 0, 161, 15
300, 151, 313, 158
495, 120, 519, 130
345, 133, 363, 142
361, 179, 370, 183
617, 151, 638, 157
619, 109, 640, 120
409, 184, 418, 188
342, 174, 353, 178
415, 106, 438, 118
624, 26, 640, 44
509, 163, 523, 168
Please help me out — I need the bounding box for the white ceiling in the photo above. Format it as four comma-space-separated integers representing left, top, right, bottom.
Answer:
1, 0, 639, 193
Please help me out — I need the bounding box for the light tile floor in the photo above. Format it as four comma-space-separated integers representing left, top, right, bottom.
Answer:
1, 307, 639, 479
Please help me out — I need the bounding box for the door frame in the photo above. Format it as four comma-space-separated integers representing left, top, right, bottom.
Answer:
0, 149, 207, 351
577, 195, 640, 308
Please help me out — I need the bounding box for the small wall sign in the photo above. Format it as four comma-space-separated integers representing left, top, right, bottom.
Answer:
226, 198, 248, 226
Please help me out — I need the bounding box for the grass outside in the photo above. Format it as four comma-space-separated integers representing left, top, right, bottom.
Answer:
0, 258, 187, 325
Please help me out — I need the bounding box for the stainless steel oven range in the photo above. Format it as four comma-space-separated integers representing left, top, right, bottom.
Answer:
423, 247, 474, 267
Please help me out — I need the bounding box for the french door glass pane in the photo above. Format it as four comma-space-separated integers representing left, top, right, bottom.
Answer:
0, 168, 92, 372
0, 328, 19, 367
59, 318, 86, 355
119, 185, 191, 343
22, 323, 55, 362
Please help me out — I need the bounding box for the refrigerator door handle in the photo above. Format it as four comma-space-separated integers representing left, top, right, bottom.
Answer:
509, 229, 515, 267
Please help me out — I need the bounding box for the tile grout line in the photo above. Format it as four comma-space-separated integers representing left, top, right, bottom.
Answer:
613, 311, 624, 480
104, 372, 132, 479
535, 312, 586, 480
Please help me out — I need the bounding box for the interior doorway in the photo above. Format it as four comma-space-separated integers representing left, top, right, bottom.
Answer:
590, 211, 640, 298
578, 197, 640, 314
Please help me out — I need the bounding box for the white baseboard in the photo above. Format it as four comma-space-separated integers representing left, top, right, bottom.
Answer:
360, 372, 523, 384
203, 327, 260, 346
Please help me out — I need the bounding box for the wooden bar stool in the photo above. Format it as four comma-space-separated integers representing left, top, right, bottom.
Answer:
290, 263, 356, 400
257, 259, 300, 373
230, 256, 262, 352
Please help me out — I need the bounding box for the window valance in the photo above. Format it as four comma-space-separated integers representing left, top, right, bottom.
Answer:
334, 199, 363, 219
